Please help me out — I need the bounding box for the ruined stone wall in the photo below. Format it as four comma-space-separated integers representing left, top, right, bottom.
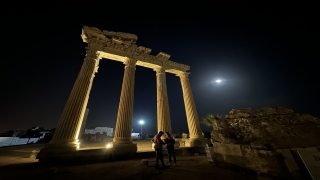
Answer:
210, 107, 320, 177
211, 107, 320, 149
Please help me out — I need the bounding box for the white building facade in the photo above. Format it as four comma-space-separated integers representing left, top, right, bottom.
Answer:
84, 127, 113, 136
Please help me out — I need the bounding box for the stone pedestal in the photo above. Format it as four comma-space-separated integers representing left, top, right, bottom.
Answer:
37, 49, 100, 161
112, 58, 137, 155
36, 143, 78, 162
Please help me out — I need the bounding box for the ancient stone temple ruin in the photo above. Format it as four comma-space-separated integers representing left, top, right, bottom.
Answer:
37, 26, 206, 160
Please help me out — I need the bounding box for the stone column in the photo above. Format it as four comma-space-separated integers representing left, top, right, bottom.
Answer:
36, 48, 100, 160
155, 67, 172, 135
178, 72, 206, 147
78, 108, 89, 140
112, 58, 137, 156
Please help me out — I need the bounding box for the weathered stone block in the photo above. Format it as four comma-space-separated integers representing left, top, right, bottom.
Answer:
223, 154, 244, 167
213, 142, 242, 156
276, 149, 301, 178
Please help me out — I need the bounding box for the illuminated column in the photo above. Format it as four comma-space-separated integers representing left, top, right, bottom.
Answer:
78, 108, 89, 139
178, 72, 204, 142
49, 49, 101, 147
113, 58, 137, 145
155, 67, 172, 134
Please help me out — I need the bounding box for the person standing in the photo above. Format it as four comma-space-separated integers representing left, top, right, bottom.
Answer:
152, 131, 169, 169
165, 132, 176, 166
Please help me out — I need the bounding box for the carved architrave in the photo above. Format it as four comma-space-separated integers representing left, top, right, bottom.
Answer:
143, 48, 152, 57
123, 44, 138, 58
103, 30, 138, 43
156, 52, 171, 62
166, 61, 190, 72
134, 46, 145, 56
82, 26, 105, 43
82, 26, 190, 74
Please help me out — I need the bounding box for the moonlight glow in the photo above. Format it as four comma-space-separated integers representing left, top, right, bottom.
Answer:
216, 79, 222, 83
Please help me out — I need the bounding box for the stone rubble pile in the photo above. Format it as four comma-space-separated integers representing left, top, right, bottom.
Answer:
211, 107, 320, 148
210, 107, 320, 177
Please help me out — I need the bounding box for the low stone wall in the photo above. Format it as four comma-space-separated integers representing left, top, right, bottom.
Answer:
176, 138, 210, 148
0, 137, 40, 147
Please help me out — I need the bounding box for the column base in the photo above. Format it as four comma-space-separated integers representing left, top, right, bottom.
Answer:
36, 140, 79, 162
112, 137, 133, 144
184, 138, 210, 147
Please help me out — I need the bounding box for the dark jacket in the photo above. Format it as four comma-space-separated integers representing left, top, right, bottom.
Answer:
165, 138, 175, 150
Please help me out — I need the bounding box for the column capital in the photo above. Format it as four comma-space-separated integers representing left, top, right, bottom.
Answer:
84, 49, 101, 75
85, 48, 102, 60
154, 66, 166, 75
177, 71, 190, 79
123, 58, 137, 68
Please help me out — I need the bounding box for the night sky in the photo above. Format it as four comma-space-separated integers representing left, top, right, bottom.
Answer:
1, 2, 319, 134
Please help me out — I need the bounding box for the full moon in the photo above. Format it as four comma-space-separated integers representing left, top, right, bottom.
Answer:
216, 79, 221, 83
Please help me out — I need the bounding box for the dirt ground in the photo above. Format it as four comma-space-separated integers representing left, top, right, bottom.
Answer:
0, 155, 278, 180
0, 142, 283, 180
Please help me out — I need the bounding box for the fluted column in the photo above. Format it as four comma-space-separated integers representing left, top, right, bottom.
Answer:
155, 67, 172, 134
49, 48, 101, 147
178, 72, 203, 139
113, 58, 137, 144
78, 108, 89, 139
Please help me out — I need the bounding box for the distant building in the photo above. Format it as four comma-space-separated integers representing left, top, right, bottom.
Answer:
131, 132, 141, 140
84, 127, 113, 136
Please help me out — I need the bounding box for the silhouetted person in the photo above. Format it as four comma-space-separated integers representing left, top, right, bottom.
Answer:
152, 131, 169, 169
165, 132, 176, 166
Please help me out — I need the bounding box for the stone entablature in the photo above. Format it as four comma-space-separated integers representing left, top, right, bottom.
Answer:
81, 26, 190, 73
